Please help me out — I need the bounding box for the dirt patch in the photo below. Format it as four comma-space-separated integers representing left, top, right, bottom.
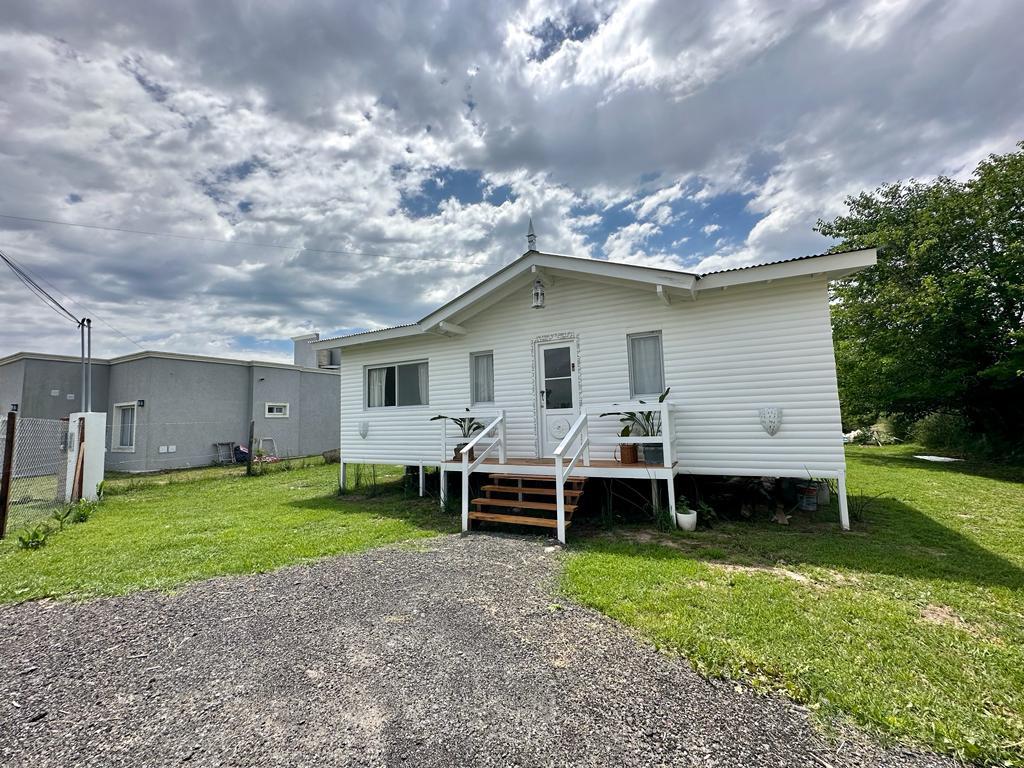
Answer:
919, 604, 974, 633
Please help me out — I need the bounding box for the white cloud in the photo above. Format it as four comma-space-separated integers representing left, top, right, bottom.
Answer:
0, 0, 1022, 358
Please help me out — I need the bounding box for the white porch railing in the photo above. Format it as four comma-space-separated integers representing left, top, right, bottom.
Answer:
454, 410, 506, 533
552, 411, 590, 544
587, 400, 676, 468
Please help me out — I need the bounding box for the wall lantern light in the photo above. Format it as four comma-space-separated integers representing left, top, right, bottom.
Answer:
531, 278, 546, 309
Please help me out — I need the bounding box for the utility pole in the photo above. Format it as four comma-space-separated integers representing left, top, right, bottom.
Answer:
86, 318, 93, 412
79, 318, 86, 411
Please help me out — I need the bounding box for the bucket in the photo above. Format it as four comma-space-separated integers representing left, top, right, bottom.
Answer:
799, 484, 818, 512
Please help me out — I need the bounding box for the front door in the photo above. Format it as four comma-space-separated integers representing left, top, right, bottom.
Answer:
536, 340, 580, 457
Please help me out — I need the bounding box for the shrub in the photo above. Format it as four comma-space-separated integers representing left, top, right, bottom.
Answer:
911, 412, 969, 451
70, 502, 95, 524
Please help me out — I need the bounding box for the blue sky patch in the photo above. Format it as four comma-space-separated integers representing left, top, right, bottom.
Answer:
400, 167, 516, 218
66, 192, 83, 204
530, 7, 601, 62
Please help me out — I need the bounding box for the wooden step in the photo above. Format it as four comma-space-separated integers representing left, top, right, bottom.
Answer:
487, 473, 585, 485
468, 511, 573, 529
471, 498, 576, 514
480, 484, 582, 497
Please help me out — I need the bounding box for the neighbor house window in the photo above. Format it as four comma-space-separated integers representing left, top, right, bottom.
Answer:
470, 351, 494, 404
627, 331, 665, 397
265, 402, 290, 418
113, 402, 137, 451
366, 361, 428, 407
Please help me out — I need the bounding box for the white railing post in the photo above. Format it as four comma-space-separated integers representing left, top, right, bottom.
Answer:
555, 454, 566, 545
461, 450, 470, 534
440, 419, 447, 463
582, 408, 591, 466
497, 408, 507, 464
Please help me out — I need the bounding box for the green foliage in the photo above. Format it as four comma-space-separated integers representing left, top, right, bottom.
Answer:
16, 523, 50, 550
565, 445, 1024, 765
911, 411, 970, 452
819, 143, 1024, 453
430, 410, 485, 438
51, 505, 74, 530
69, 501, 94, 524
600, 387, 671, 436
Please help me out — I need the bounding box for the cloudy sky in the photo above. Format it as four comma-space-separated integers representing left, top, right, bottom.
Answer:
1, 0, 1021, 362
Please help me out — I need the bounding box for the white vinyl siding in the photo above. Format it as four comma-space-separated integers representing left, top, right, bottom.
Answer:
470, 351, 494, 404
627, 331, 664, 397
112, 402, 137, 451
338, 274, 845, 477
366, 361, 428, 408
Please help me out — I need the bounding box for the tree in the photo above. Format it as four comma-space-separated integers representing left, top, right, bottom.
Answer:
817, 142, 1024, 451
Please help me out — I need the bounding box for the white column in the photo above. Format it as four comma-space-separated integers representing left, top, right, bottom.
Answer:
418, 462, 425, 497
339, 462, 347, 492
555, 456, 566, 545
439, 469, 447, 509
838, 470, 850, 530
65, 411, 106, 502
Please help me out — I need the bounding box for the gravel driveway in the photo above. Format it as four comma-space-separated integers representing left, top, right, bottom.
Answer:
1, 534, 954, 767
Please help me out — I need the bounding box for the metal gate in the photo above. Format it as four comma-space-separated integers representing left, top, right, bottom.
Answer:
0, 414, 69, 537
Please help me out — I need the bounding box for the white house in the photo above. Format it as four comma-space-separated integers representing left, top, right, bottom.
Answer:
312, 241, 876, 544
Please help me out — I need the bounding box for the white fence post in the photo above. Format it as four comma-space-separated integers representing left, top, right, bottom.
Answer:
497, 409, 507, 464
661, 402, 673, 468
65, 411, 106, 502
555, 455, 566, 545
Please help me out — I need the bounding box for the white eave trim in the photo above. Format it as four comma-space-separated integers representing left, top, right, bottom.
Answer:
695, 248, 877, 291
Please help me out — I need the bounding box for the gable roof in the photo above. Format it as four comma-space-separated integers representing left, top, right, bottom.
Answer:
312, 247, 876, 349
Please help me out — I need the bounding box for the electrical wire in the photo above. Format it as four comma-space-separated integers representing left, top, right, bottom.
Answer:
0, 248, 79, 325
0, 246, 147, 351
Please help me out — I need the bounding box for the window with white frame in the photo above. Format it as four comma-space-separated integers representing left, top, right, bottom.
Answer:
470, 351, 494, 404
366, 361, 428, 407
113, 402, 137, 451
265, 402, 290, 418
627, 331, 665, 397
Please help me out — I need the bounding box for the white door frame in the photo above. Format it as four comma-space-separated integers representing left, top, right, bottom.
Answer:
534, 338, 581, 458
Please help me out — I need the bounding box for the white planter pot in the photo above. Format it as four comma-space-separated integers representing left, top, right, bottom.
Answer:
676, 509, 697, 532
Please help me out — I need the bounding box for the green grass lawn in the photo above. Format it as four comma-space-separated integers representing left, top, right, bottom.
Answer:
0, 460, 456, 602
563, 445, 1024, 766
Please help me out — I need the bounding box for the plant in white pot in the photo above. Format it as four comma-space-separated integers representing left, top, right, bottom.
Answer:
675, 497, 697, 531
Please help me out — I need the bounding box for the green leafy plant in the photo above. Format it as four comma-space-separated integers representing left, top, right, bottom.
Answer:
429, 410, 485, 438
696, 500, 718, 528
95, 480, 106, 500
600, 387, 671, 436
70, 501, 95, 524
51, 505, 74, 530
17, 523, 51, 550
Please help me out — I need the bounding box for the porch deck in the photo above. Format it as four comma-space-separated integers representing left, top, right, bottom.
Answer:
439, 456, 678, 480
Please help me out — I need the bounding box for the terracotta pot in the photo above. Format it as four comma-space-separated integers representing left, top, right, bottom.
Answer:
617, 444, 639, 464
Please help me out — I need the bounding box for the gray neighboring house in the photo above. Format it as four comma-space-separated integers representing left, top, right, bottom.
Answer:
0, 335, 340, 472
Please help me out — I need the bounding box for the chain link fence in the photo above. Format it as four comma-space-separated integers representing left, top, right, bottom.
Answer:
0, 415, 69, 536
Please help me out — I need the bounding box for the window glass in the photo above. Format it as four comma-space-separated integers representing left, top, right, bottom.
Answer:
118, 405, 135, 448
628, 332, 664, 396
543, 346, 573, 409
545, 378, 573, 409
543, 347, 571, 378
471, 352, 494, 404
397, 362, 427, 406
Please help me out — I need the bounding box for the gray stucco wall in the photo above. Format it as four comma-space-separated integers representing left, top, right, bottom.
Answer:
21, 359, 110, 420
106, 357, 251, 472
299, 370, 339, 456
0, 359, 25, 415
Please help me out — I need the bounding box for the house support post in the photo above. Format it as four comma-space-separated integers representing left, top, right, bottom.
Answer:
838, 470, 850, 531
418, 463, 425, 497
339, 462, 347, 492
667, 477, 678, 528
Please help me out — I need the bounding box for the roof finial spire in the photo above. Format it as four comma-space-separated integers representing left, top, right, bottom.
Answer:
527, 217, 536, 251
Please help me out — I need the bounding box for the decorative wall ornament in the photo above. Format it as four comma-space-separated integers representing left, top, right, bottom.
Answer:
358, 421, 369, 439
759, 407, 783, 436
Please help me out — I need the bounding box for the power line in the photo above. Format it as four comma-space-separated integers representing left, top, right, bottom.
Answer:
0, 212, 504, 268
0, 248, 79, 325
0, 247, 146, 352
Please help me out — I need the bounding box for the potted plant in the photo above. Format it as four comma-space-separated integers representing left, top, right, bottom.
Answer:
601, 387, 671, 465
430, 411, 485, 461
615, 424, 639, 464
676, 499, 697, 531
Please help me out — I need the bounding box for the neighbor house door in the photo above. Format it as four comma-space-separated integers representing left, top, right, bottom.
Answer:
536, 340, 580, 457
